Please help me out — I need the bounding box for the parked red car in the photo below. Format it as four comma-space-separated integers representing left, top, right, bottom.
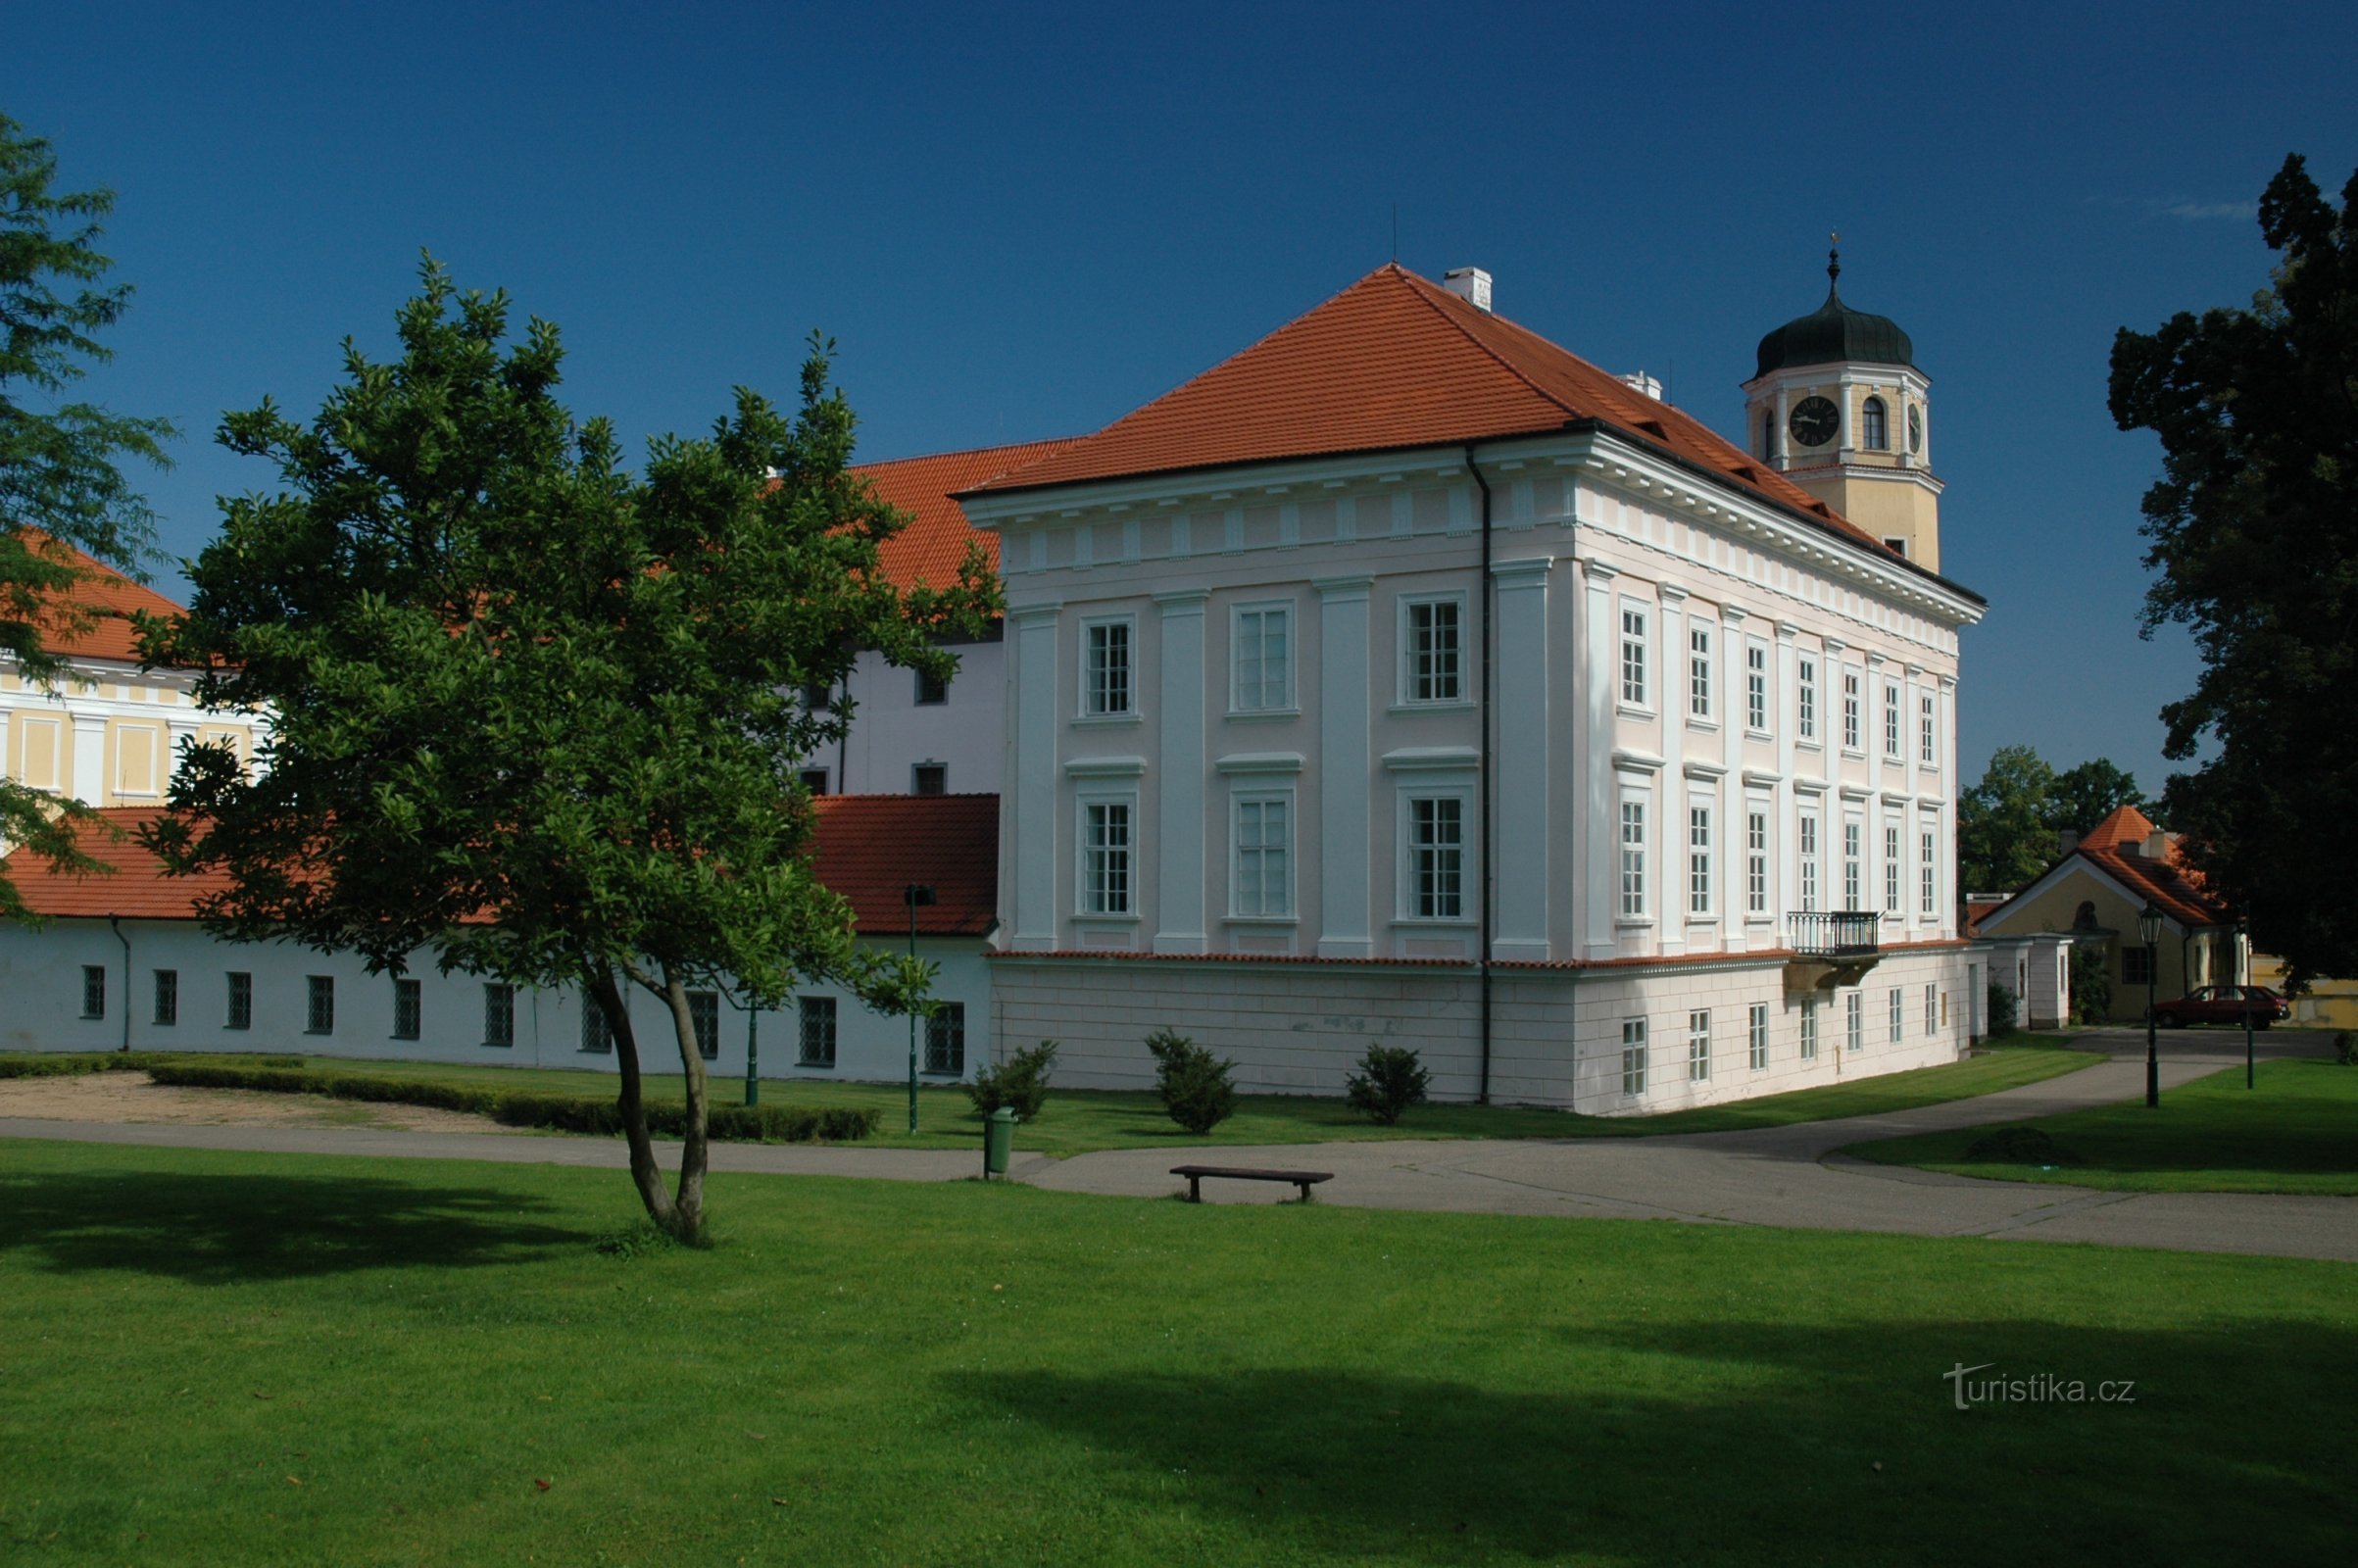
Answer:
2150, 985, 2290, 1029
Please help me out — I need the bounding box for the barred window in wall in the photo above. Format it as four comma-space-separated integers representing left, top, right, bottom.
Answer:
1748, 1003, 1769, 1070
1689, 624, 1712, 718
1621, 1019, 1648, 1096
689, 990, 719, 1060
1084, 620, 1132, 715
798, 996, 837, 1066
925, 1003, 966, 1074
1800, 998, 1819, 1059
484, 983, 516, 1049
581, 997, 614, 1054
1845, 992, 1863, 1053
1410, 796, 1464, 919
1084, 802, 1133, 914
1745, 644, 1767, 730
1797, 658, 1818, 739
1925, 984, 1939, 1035
1688, 806, 1712, 917
1407, 599, 1462, 703
225, 971, 252, 1030
1843, 820, 1862, 908
915, 667, 949, 706
393, 977, 421, 1041
80, 964, 105, 1019
1235, 797, 1292, 917
1842, 672, 1861, 750
1619, 799, 1647, 918
152, 968, 177, 1026
1920, 694, 1937, 764
1620, 608, 1647, 706
1884, 824, 1902, 913
307, 975, 335, 1035
1746, 810, 1769, 915
1235, 605, 1292, 710
1884, 683, 1901, 758
1920, 829, 1938, 916
1888, 988, 1904, 1044
1799, 815, 1820, 911
1688, 1010, 1711, 1081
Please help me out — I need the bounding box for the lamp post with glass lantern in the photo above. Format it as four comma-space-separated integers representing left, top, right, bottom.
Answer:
2237, 916, 2254, 1090
2139, 900, 2163, 1108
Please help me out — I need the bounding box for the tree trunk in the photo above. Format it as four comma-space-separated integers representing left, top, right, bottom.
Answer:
656, 963, 712, 1240
587, 962, 681, 1236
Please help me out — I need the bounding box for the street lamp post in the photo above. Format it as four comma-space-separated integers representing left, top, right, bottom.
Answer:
904, 883, 936, 1136
744, 999, 760, 1108
2139, 899, 2163, 1109
2237, 916, 2253, 1091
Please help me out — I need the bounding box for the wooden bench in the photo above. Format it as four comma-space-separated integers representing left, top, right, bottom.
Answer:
1170, 1164, 1334, 1203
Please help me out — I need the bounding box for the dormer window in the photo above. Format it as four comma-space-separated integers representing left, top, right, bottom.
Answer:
1861, 396, 1889, 451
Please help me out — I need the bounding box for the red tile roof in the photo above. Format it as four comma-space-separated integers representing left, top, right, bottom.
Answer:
2078, 804, 2158, 853
9, 534, 187, 664
857, 440, 1073, 591
0, 808, 232, 918
966, 264, 1909, 566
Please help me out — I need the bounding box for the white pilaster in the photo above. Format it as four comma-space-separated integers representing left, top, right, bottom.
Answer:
1154, 589, 1207, 955
71, 714, 107, 806
1656, 582, 1688, 957
1315, 576, 1373, 957
1774, 622, 1798, 941
1582, 558, 1620, 958
1719, 606, 1745, 949
1490, 557, 1552, 959
1008, 604, 1061, 951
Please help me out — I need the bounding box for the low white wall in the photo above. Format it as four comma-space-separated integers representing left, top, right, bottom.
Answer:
0, 919, 992, 1085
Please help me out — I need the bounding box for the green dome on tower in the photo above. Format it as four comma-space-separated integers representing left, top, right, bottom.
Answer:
1754, 244, 1914, 379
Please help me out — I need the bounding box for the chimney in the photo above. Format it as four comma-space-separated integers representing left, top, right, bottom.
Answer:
1617, 370, 1665, 401
1442, 267, 1493, 313
2058, 829, 2081, 856
2144, 829, 2172, 860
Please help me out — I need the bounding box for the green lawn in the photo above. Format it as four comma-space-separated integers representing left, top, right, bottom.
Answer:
1, 1140, 2349, 1566
270, 1038, 2094, 1156
1843, 1058, 2358, 1195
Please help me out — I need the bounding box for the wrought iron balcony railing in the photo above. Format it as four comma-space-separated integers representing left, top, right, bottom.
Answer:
1786, 910, 1883, 958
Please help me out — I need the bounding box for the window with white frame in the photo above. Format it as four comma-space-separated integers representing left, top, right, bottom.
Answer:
1798, 812, 1820, 911
1842, 819, 1862, 909
1888, 987, 1903, 1044
1842, 671, 1861, 750
1407, 795, 1465, 919
484, 982, 516, 1049
1748, 1003, 1769, 1070
1862, 395, 1889, 451
1688, 804, 1712, 917
1799, 998, 1819, 1060
1745, 643, 1768, 731
1083, 617, 1134, 716
1924, 983, 1939, 1036
1884, 682, 1901, 758
1402, 595, 1463, 704
1797, 657, 1818, 740
1688, 1010, 1711, 1081
1621, 1018, 1648, 1096
689, 989, 719, 1060
1233, 795, 1293, 917
1884, 823, 1902, 914
1920, 827, 1938, 917
1082, 800, 1134, 915
1920, 693, 1937, 764
1234, 603, 1293, 711
1618, 796, 1647, 918
1845, 991, 1863, 1053
1619, 605, 1648, 707
1689, 623, 1712, 719
1746, 809, 1768, 915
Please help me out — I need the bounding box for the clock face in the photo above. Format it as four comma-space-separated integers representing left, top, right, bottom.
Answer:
1789, 396, 1839, 449
1908, 404, 1924, 453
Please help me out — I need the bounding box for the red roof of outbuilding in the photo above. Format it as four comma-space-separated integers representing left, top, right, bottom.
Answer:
2072, 806, 2232, 928
9, 535, 187, 664
968, 264, 1905, 565
0, 808, 232, 918
857, 440, 1073, 590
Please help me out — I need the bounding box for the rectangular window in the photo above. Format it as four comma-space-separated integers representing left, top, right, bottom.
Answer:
1404, 598, 1462, 704
1689, 624, 1712, 718
1799, 813, 1820, 912
797, 996, 837, 1067
581, 997, 614, 1054
307, 975, 335, 1036
1845, 992, 1864, 1054
1234, 604, 1293, 711
1748, 1003, 1770, 1071
1842, 672, 1861, 750
1843, 820, 1862, 909
1797, 657, 1818, 740
915, 667, 949, 706
1621, 1018, 1648, 1097
2124, 947, 2153, 986
1921, 829, 1938, 917
1619, 798, 1647, 918
802, 680, 832, 711
1925, 983, 1939, 1036
1234, 796, 1293, 917
80, 964, 106, 1020
1800, 999, 1819, 1060
225, 971, 252, 1031
1409, 796, 1465, 919
1084, 619, 1133, 716
1889, 988, 1904, 1044
393, 978, 421, 1041
484, 982, 516, 1049
1083, 801, 1133, 915
1688, 1010, 1711, 1082
1688, 805, 1712, 917
912, 762, 947, 797
1884, 824, 1902, 913
1746, 810, 1769, 915
1920, 694, 1937, 765
689, 990, 718, 1061
152, 968, 177, 1026
924, 1003, 966, 1074
1884, 682, 1901, 758
1620, 608, 1648, 707
799, 766, 830, 796
1745, 644, 1768, 731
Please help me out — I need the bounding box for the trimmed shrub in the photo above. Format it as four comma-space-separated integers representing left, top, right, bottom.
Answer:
1145, 1028, 1236, 1136
2068, 945, 2112, 1026
1961, 1125, 2083, 1166
1344, 1044, 1431, 1126
965, 1039, 1058, 1120
1987, 984, 2020, 1039
139, 1062, 875, 1143
0, 1051, 303, 1079
2333, 1032, 2355, 1066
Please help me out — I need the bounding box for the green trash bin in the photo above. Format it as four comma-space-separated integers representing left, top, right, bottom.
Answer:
983, 1106, 1015, 1179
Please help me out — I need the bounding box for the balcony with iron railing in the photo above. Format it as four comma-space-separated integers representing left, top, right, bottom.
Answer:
1785, 910, 1884, 958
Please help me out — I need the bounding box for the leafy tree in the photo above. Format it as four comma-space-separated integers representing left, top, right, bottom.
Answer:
2110, 154, 2358, 990
2068, 943, 2113, 1026
1, 112, 174, 919
2048, 759, 2146, 840
144, 261, 997, 1239
1957, 745, 2055, 894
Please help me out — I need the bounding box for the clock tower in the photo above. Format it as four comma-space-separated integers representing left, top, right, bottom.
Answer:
1743, 243, 1943, 571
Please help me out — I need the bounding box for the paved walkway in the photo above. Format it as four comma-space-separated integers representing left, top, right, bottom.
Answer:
4, 1028, 2351, 1261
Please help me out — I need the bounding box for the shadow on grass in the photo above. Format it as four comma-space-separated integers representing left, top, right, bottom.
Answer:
0, 1169, 588, 1283
949, 1318, 2356, 1566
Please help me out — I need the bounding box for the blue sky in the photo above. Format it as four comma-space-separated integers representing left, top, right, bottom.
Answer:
10, 1, 2354, 795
